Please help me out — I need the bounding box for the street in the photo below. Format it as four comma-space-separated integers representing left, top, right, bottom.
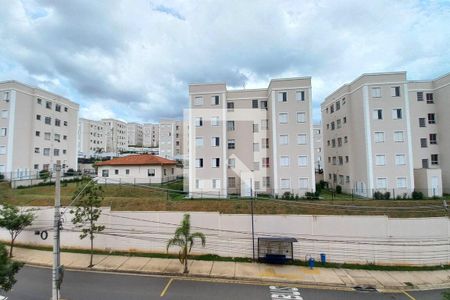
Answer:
1, 266, 447, 299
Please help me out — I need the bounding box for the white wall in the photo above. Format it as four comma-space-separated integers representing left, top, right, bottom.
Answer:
3, 208, 450, 266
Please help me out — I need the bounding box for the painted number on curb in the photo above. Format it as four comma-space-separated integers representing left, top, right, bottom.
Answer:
269, 286, 303, 299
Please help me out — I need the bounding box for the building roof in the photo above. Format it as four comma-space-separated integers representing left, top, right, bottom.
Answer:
96, 154, 176, 166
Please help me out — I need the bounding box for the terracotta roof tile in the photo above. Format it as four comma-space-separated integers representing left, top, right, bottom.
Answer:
96, 154, 176, 166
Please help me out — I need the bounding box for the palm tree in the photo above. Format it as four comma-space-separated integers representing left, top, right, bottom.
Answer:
166, 213, 206, 274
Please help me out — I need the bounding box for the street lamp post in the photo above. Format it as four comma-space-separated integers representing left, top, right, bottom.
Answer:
250, 176, 255, 261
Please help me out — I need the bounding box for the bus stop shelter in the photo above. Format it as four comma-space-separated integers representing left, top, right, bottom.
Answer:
257, 237, 298, 264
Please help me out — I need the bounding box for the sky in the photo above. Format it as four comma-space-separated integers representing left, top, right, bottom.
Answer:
0, 0, 449, 123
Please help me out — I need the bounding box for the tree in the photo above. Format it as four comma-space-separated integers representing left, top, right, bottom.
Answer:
166, 213, 206, 274
0, 242, 22, 291
70, 180, 105, 267
443, 290, 450, 300
0, 204, 35, 257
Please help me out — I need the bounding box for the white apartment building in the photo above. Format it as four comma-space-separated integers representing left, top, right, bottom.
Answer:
102, 118, 128, 153
143, 123, 159, 147
313, 123, 324, 173
187, 77, 315, 198
0, 80, 79, 179
127, 122, 143, 146
322, 72, 449, 197
159, 119, 183, 160
78, 118, 106, 157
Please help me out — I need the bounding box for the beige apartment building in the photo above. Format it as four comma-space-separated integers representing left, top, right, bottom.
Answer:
102, 118, 127, 153
143, 123, 159, 148
159, 119, 183, 160
187, 77, 315, 198
127, 122, 143, 146
313, 123, 324, 173
0, 80, 79, 179
322, 72, 449, 197
78, 118, 106, 157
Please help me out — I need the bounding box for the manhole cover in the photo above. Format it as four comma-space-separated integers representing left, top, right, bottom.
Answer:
353, 285, 378, 292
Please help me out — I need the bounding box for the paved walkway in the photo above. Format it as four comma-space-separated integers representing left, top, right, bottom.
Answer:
11, 247, 450, 291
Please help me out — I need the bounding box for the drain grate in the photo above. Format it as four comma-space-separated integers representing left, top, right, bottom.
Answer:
353, 285, 378, 292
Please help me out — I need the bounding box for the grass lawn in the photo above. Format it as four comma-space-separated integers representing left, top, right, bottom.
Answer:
0, 181, 449, 218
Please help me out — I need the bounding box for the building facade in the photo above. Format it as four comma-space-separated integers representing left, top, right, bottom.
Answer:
127, 122, 143, 146
102, 118, 128, 153
159, 119, 183, 160
187, 77, 315, 198
313, 124, 323, 173
322, 72, 449, 197
78, 118, 106, 157
143, 123, 159, 148
0, 80, 79, 179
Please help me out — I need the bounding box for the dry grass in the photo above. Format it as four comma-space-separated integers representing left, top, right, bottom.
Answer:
0, 182, 448, 218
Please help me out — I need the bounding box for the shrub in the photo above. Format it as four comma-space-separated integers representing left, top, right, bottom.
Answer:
383, 192, 391, 200
304, 192, 319, 200
319, 180, 327, 189
282, 192, 293, 200
412, 190, 424, 200
39, 170, 51, 181
64, 168, 76, 176
373, 191, 383, 200
0, 174, 4, 180
336, 185, 342, 194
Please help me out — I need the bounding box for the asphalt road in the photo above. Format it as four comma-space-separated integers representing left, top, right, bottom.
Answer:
2, 266, 448, 300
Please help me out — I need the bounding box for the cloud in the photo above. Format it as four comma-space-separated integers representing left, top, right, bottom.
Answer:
0, 0, 449, 123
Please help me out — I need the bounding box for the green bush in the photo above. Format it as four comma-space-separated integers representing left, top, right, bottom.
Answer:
336, 185, 342, 194
383, 192, 391, 200
39, 170, 50, 181
0, 174, 4, 180
281, 192, 292, 200
412, 190, 424, 200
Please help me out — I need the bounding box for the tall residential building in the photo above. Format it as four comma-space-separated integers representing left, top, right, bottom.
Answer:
127, 122, 143, 146
143, 123, 159, 147
78, 118, 106, 157
313, 123, 324, 173
322, 72, 449, 197
187, 77, 315, 198
0, 80, 79, 179
102, 118, 127, 153
159, 119, 183, 160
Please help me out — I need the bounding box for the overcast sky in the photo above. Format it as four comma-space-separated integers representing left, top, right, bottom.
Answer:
1, 0, 449, 123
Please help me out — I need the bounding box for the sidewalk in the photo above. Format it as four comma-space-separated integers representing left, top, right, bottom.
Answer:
11, 247, 450, 291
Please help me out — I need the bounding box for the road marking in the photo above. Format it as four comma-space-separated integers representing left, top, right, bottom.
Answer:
160, 278, 174, 297
270, 286, 303, 299
402, 290, 416, 300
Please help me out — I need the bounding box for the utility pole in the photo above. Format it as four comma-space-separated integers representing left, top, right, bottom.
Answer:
250, 176, 255, 261
52, 160, 61, 300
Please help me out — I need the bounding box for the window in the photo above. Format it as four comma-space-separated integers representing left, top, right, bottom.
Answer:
371, 87, 381, 98
212, 179, 221, 189
195, 117, 203, 127
376, 178, 388, 189
397, 177, 407, 189
297, 134, 307, 145
34, 164, 39, 170
260, 100, 268, 110
63, 121, 68, 126
417, 92, 423, 101
102, 170, 109, 177
431, 154, 439, 165
0, 146, 6, 155
331, 139, 336, 147
228, 177, 236, 188
227, 101, 234, 111
35, 131, 40, 137
211, 137, 220, 147
194, 97, 204, 105
278, 92, 287, 102
419, 118, 426, 127
46, 101, 52, 109
211, 158, 220, 168
0, 110, 7, 119
279, 134, 288, 145
227, 121, 235, 131
253, 143, 259, 152
211, 116, 220, 126
227, 139, 235, 149
426, 93, 434, 103
346, 176, 350, 183
299, 178, 308, 189
392, 108, 402, 119
373, 109, 383, 120
344, 136, 348, 143
261, 119, 269, 130
331, 122, 335, 130
375, 155, 386, 166
228, 158, 235, 168
262, 138, 269, 149
252, 99, 259, 108
395, 154, 406, 165
391, 86, 401, 97
345, 156, 349, 163
429, 134, 437, 145
148, 169, 155, 176
262, 177, 270, 187
394, 131, 404, 142
45, 117, 51, 125
296, 91, 305, 101
54, 149, 60, 156
296, 112, 306, 123
54, 134, 60, 142
279, 113, 288, 124
280, 156, 289, 167
420, 138, 427, 148
43, 148, 50, 156
55, 119, 61, 126
37, 98, 42, 104
64, 107, 68, 112
336, 100, 341, 111
195, 158, 203, 168
36, 114, 41, 121
253, 123, 259, 133
336, 119, 341, 129
211, 95, 220, 105
298, 155, 308, 167
55, 104, 61, 112
280, 179, 290, 189
374, 132, 385, 143
44, 132, 51, 140
428, 113, 435, 124
195, 137, 204, 147
330, 104, 334, 113
126, 169, 130, 175
262, 157, 270, 168
62, 150, 66, 154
